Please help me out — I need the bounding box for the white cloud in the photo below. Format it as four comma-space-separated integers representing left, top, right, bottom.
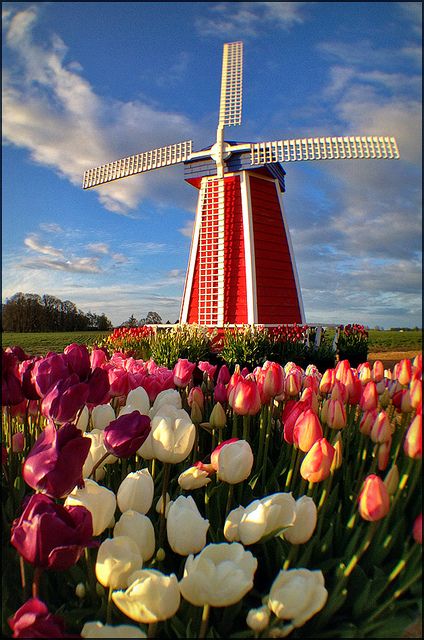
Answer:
22, 256, 102, 274
178, 218, 194, 238
24, 234, 64, 257
2, 5, 203, 215
195, 2, 307, 37
87, 242, 110, 254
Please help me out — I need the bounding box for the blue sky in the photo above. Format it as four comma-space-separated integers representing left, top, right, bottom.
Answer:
2, 2, 422, 328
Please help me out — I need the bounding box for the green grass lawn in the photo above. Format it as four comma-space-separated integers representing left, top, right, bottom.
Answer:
2, 331, 110, 356
2, 328, 422, 358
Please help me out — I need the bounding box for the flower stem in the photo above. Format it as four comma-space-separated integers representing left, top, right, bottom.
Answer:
158, 462, 171, 550
284, 446, 298, 492
147, 622, 158, 638
32, 566, 42, 598
225, 483, 234, 518
106, 585, 113, 624
90, 451, 110, 479
198, 603, 210, 639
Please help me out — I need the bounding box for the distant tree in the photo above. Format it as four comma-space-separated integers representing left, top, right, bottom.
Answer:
1, 292, 113, 332
122, 314, 138, 328
143, 311, 163, 325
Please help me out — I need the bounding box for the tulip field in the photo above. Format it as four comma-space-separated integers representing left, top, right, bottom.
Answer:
1, 325, 422, 638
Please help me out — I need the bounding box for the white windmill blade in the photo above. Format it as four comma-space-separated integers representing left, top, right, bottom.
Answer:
82, 140, 193, 189
250, 136, 400, 165
218, 41, 243, 128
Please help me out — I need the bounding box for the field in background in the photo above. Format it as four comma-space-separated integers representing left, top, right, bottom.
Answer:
2, 328, 422, 360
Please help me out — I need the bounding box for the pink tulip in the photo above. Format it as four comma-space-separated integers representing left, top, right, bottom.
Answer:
217, 364, 231, 386
90, 346, 109, 369
188, 386, 205, 411
231, 378, 261, 416
293, 409, 323, 452
198, 361, 218, 381
19, 358, 42, 401
300, 438, 335, 483
23, 420, 91, 498
173, 358, 196, 388
214, 382, 227, 404
358, 474, 390, 521
257, 361, 284, 403
282, 400, 309, 444
11, 494, 93, 570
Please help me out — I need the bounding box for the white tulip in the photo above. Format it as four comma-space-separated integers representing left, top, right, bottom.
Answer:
82, 429, 117, 480
179, 542, 257, 607
268, 569, 328, 628
81, 621, 146, 638
117, 469, 154, 514
126, 386, 150, 414
150, 389, 181, 418
112, 569, 181, 624
151, 407, 196, 464
167, 495, 209, 556
282, 496, 317, 545
224, 493, 296, 545
178, 466, 212, 490
65, 478, 116, 536
95, 536, 142, 589
216, 439, 253, 484
75, 405, 89, 432
91, 404, 116, 430
114, 510, 155, 561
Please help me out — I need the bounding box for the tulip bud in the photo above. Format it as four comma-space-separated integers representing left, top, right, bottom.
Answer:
360, 381, 378, 411
326, 398, 347, 430
178, 465, 212, 490
358, 474, 390, 521
395, 358, 412, 386
377, 437, 392, 471
384, 464, 399, 495
358, 363, 372, 384
188, 386, 204, 411
319, 368, 335, 395
409, 379, 422, 410
209, 402, 227, 429
190, 400, 203, 424
75, 582, 86, 599
372, 360, 385, 383
331, 432, 343, 471
246, 606, 271, 632
12, 431, 25, 453
284, 369, 303, 397
359, 409, 378, 437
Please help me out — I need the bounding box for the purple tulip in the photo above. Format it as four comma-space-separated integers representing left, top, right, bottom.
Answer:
2, 350, 24, 406
41, 374, 89, 423
19, 358, 42, 401
104, 411, 151, 458
31, 354, 70, 398
86, 366, 110, 405
8, 597, 73, 638
11, 493, 93, 570
5, 345, 29, 362
22, 421, 91, 498
64, 343, 91, 381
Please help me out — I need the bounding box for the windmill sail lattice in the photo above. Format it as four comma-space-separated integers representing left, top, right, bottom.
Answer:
83, 41, 400, 327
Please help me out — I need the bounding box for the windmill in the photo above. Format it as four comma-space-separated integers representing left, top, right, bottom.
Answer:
83, 41, 399, 327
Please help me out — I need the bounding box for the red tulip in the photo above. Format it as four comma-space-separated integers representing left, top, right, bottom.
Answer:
359, 409, 379, 436
104, 411, 151, 458
403, 414, 422, 459
293, 409, 323, 452
23, 421, 91, 498
173, 358, 196, 388
41, 374, 89, 424
300, 438, 335, 483
282, 400, 308, 444
8, 598, 72, 638
358, 474, 390, 521
231, 378, 261, 416
412, 513, 422, 545
257, 361, 284, 403
11, 494, 93, 570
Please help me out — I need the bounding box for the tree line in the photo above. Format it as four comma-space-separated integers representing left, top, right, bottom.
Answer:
2, 293, 113, 333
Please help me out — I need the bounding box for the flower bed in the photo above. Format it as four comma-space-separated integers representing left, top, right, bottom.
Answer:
1, 341, 422, 638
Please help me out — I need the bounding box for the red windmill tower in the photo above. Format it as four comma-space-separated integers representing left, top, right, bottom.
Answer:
83, 42, 399, 327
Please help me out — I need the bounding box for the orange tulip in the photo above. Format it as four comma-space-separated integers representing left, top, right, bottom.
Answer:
326, 398, 347, 430
293, 409, 323, 452
300, 438, 335, 483
358, 474, 390, 521
403, 414, 422, 459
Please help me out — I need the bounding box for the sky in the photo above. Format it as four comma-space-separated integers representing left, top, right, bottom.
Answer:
2, 1, 422, 329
